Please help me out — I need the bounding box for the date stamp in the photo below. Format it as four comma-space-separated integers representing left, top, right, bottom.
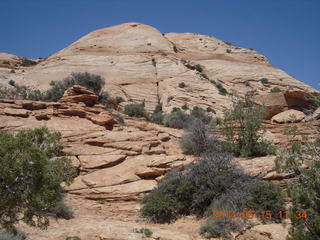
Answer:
211, 210, 308, 220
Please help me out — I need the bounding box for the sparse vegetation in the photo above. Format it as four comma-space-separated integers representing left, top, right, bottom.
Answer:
134, 228, 153, 237
0, 230, 27, 240
178, 82, 186, 88
181, 103, 188, 110
270, 87, 282, 93
195, 64, 203, 72
46, 200, 74, 220
173, 45, 178, 53
123, 101, 149, 119
115, 96, 125, 104
20, 57, 37, 67
65, 237, 81, 240
260, 78, 269, 84
0, 128, 76, 233
276, 126, 320, 239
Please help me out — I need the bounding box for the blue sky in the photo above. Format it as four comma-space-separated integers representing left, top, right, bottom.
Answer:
0, 0, 319, 89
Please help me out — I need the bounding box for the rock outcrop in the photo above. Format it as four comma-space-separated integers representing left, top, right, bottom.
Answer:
0, 23, 315, 117
271, 109, 306, 123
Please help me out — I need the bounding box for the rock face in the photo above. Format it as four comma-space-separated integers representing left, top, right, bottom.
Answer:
0, 88, 193, 201
271, 109, 306, 123
0, 23, 315, 116
58, 85, 99, 106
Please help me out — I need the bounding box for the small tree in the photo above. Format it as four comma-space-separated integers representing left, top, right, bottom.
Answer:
0, 128, 75, 233
221, 98, 274, 157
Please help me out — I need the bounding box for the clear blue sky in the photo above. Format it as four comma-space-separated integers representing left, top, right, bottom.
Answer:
0, 0, 319, 89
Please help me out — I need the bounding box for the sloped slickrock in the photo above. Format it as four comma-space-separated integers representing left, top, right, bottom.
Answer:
0, 92, 192, 201
0, 23, 314, 116
271, 109, 306, 123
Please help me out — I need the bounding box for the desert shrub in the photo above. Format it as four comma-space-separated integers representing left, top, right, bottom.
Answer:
20, 57, 37, 67
46, 72, 105, 102
163, 109, 194, 129
270, 87, 282, 93
115, 96, 125, 104
8, 80, 15, 86
221, 98, 274, 157
151, 103, 164, 124
111, 113, 125, 125
216, 83, 228, 95
178, 82, 186, 88
305, 91, 320, 112
245, 181, 285, 223
260, 78, 269, 84
46, 200, 74, 219
0, 230, 26, 240
180, 120, 218, 155
65, 237, 81, 240
276, 127, 320, 239
123, 102, 149, 119
191, 106, 213, 125
0, 128, 76, 232
134, 228, 153, 237
140, 189, 180, 223
199, 217, 242, 240
181, 103, 188, 110
173, 45, 178, 53
206, 107, 215, 113
195, 64, 203, 72
226, 49, 232, 53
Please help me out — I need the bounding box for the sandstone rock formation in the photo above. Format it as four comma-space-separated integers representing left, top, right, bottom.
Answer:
271, 109, 306, 123
0, 23, 315, 117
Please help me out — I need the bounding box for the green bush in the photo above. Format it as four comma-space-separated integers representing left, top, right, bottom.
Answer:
0, 128, 76, 232
221, 98, 274, 157
195, 64, 203, 72
65, 237, 81, 240
115, 96, 125, 104
178, 82, 186, 88
123, 102, 149, 119
0, 230, 26, 240
260, 78, 269, 84
140, 189, 179, 223
245, 181, 285, 223
270, 87, 282, 93
46, 72, 105, 102
140, 151, 245, 222
20, 57, 37, 67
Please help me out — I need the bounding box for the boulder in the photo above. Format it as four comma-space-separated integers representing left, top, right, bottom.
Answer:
58, 85, 99, 106
271, 109, 306, 123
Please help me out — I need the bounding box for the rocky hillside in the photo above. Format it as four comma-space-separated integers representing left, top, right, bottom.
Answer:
0, 22, 314, 115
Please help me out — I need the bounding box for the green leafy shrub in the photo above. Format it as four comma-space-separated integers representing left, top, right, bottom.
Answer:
0, 128, 76, 232
178, 82, 186, 88
270, 87, 282, 93
140, 189, 180, 223
0, 230, 26, 240
123, 102, 149, 119
245, 181, 285, 223
134, 228, 153, 237
150, 103, 164, 124
221, 98, 274, 157
20, 57, 37, 67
